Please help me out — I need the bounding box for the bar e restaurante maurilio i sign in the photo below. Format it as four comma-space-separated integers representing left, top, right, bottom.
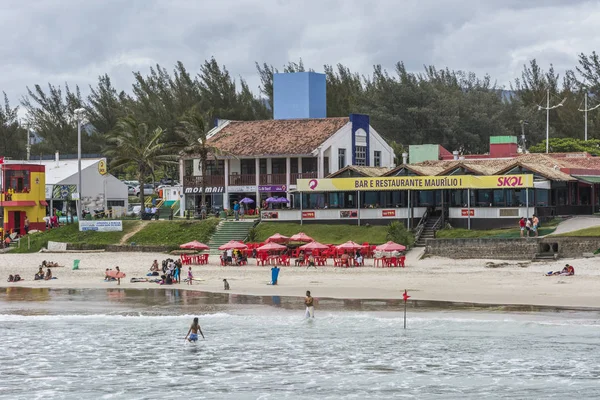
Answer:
296, 175, 534, 192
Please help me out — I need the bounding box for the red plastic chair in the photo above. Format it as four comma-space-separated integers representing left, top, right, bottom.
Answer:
399, 256, 406, 268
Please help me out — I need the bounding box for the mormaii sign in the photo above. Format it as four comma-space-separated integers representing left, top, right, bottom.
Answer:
184, 186, 224, 194
79, 220, 123, 232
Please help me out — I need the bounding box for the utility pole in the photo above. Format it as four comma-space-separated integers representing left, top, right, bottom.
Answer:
519, 120, 528, 152
538, 89, 566, 153
578, 91, 600, 141
26, 126, 31, 161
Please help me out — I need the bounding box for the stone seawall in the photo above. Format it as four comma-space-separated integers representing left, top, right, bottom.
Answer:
426, 237, 600, 260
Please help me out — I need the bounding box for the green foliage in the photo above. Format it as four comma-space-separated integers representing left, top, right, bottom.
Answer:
0, 92, 27, 159
529, 138, 600, 155
386, 221, 414, 247
436, 226, 557, 239
254, 222, 388, 244
105, 116, 177, 205
551, 226, 600, 237
246, 227, 259, 243
125, 219, 219, 246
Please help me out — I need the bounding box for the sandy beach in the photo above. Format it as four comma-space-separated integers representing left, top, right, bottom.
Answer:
1, 251, 599, 308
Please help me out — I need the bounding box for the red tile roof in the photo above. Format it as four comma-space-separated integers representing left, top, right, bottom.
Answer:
207, 118, 349, 156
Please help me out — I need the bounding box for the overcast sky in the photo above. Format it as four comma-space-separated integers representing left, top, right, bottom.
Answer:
1, 0, 599, 110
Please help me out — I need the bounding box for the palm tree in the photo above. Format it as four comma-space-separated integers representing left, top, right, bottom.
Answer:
176, 110, 223, 211
106, 116, 177, 209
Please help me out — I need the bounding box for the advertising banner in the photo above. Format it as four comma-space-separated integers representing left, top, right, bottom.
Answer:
302, 211, 315, 218
297, 175, 533, 192
51, 185, 77, 199
461, 209, 475, 216
79, 220, 123, 232
340, 210, 358, 218
259, 185, 287, 192
381, 210, 396, 217
261, 211, 279, 219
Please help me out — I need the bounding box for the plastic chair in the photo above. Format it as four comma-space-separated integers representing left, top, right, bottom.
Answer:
399, 256, 406, 268
73, 259, 80, 270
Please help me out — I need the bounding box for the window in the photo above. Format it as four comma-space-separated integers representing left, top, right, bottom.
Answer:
271, 158, 286, 174
259, 159, 267, 175
373, 151, 381, 167
338, 149, 346, 170
205, 160, 224, 176
355, 146, 367, 166
240, 159, 256, 175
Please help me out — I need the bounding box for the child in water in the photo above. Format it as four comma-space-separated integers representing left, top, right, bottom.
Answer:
185, 317, 205, 342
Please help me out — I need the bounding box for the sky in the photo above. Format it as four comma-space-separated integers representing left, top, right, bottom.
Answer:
1, 0, 599, 110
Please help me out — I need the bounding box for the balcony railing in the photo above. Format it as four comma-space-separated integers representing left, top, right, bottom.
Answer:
259, 174, 287, 185
290, 172, 318, 185
183, 175, 225, 187
229, 174, 256, 186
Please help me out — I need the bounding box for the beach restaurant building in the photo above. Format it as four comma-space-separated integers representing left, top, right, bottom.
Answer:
179, 71, 395, 215
266, 137, 600, 229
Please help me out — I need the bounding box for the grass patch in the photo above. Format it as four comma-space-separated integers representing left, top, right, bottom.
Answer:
551, 226, 600, 237
11, 221, 142, 253
254, 222, 389, 244
436, 218, 561, 239
125, 218, 220, 246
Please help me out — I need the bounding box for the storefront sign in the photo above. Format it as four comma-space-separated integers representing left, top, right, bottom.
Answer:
297, 175, 534, 192
261, 211, 279, 219
79, 220, 123, 232
45, 185, 53, 199
382, 210, 396, 217
461, 209, 475, 216
229, 185, 257, 193
340, 210, 358, 218
259, 185, 287, 192
184, 186, 224, 194
302, 211, 315, 218
98, 159, 108, 175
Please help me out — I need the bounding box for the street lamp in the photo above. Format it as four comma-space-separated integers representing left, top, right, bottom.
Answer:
537, 90, 565, 153
74, 108, 86, 223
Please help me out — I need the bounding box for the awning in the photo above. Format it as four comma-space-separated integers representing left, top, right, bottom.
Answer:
40, 200, 49, 206
0, 201, 36, 207
573, 176, 600, 184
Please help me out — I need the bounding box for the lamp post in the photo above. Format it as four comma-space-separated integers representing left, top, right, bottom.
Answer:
578, 91, 600, 141
74, 108, 85, 223
538, 89, 565, 153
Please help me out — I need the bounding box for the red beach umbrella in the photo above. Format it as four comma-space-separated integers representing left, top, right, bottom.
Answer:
336, 241, 362, 250
179, 240, 210, 250
299, 241, 329, 251
289, 232, 314, 242
218, 240, 248, 251
265, 233, 290, 243
375, 241, 406, 252
256, 242, 287, 252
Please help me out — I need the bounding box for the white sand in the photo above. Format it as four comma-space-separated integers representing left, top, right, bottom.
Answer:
1, 252, 599, 308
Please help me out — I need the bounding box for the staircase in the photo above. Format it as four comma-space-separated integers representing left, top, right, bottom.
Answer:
157, 200, 176, 220
208, 220, 256, 254
414, 216, 441, 247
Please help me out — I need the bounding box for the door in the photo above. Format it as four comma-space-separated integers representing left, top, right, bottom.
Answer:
10, 211, 21, 235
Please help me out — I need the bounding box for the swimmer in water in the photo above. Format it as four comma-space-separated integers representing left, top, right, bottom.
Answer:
185, 317, 205, 342
304, 290, 314, 318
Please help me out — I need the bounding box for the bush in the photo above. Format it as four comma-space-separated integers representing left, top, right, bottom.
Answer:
246, 227, 258, 242
386, 221, 414, 247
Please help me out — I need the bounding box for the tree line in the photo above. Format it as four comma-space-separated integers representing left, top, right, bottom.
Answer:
3, 53, 600, 171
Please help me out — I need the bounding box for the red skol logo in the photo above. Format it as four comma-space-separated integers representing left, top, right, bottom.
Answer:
497, 177, 523, 187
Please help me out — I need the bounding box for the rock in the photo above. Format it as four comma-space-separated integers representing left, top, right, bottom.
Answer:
485, 262, 509, 268
583, 252, 595, 258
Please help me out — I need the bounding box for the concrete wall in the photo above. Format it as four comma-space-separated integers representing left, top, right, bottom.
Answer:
426, 237, 600, 260
408, 144, 440, 163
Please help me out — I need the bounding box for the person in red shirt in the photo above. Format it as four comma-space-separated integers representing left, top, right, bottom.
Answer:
519, 217, 526, 238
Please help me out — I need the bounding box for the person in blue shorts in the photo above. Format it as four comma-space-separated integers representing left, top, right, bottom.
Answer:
185, 317, 205, 342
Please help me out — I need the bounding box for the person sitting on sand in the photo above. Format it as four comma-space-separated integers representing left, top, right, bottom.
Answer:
355, 250, 363, 266
8, 274, 22, 282
307, 254, 315, 268
547, 264, 575, 276
44, 268, 52, 280
35, 267, 45, 280
341, 251, 350, 267
150, 260, 159, 272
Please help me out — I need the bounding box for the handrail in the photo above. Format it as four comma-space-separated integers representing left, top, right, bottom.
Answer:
431, 216, 443, 237
413, 208, 429, 243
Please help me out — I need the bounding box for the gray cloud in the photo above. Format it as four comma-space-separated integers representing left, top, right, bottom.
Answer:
0, 0, 597, 111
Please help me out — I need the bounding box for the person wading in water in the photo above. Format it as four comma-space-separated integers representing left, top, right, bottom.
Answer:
185, 317, 205, 342
304, 291, 314, 318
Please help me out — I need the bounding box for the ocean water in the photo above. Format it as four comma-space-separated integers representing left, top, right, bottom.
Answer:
1, 289, 600, 399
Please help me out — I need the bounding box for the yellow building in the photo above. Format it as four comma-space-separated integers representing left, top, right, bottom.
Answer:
1, 163, 47, 235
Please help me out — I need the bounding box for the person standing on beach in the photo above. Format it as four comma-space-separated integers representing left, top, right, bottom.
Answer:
304, 291, 314, 318
532, 214, 539, 237
525, 218, 532, 238
116, 266, 122, 285
185, 317, 205, 342
187, 267, 193, 285
519, 217, 526, 238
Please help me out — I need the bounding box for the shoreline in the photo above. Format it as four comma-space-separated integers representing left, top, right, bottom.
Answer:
1, 252, 600, 310
3, 285, 600, 314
